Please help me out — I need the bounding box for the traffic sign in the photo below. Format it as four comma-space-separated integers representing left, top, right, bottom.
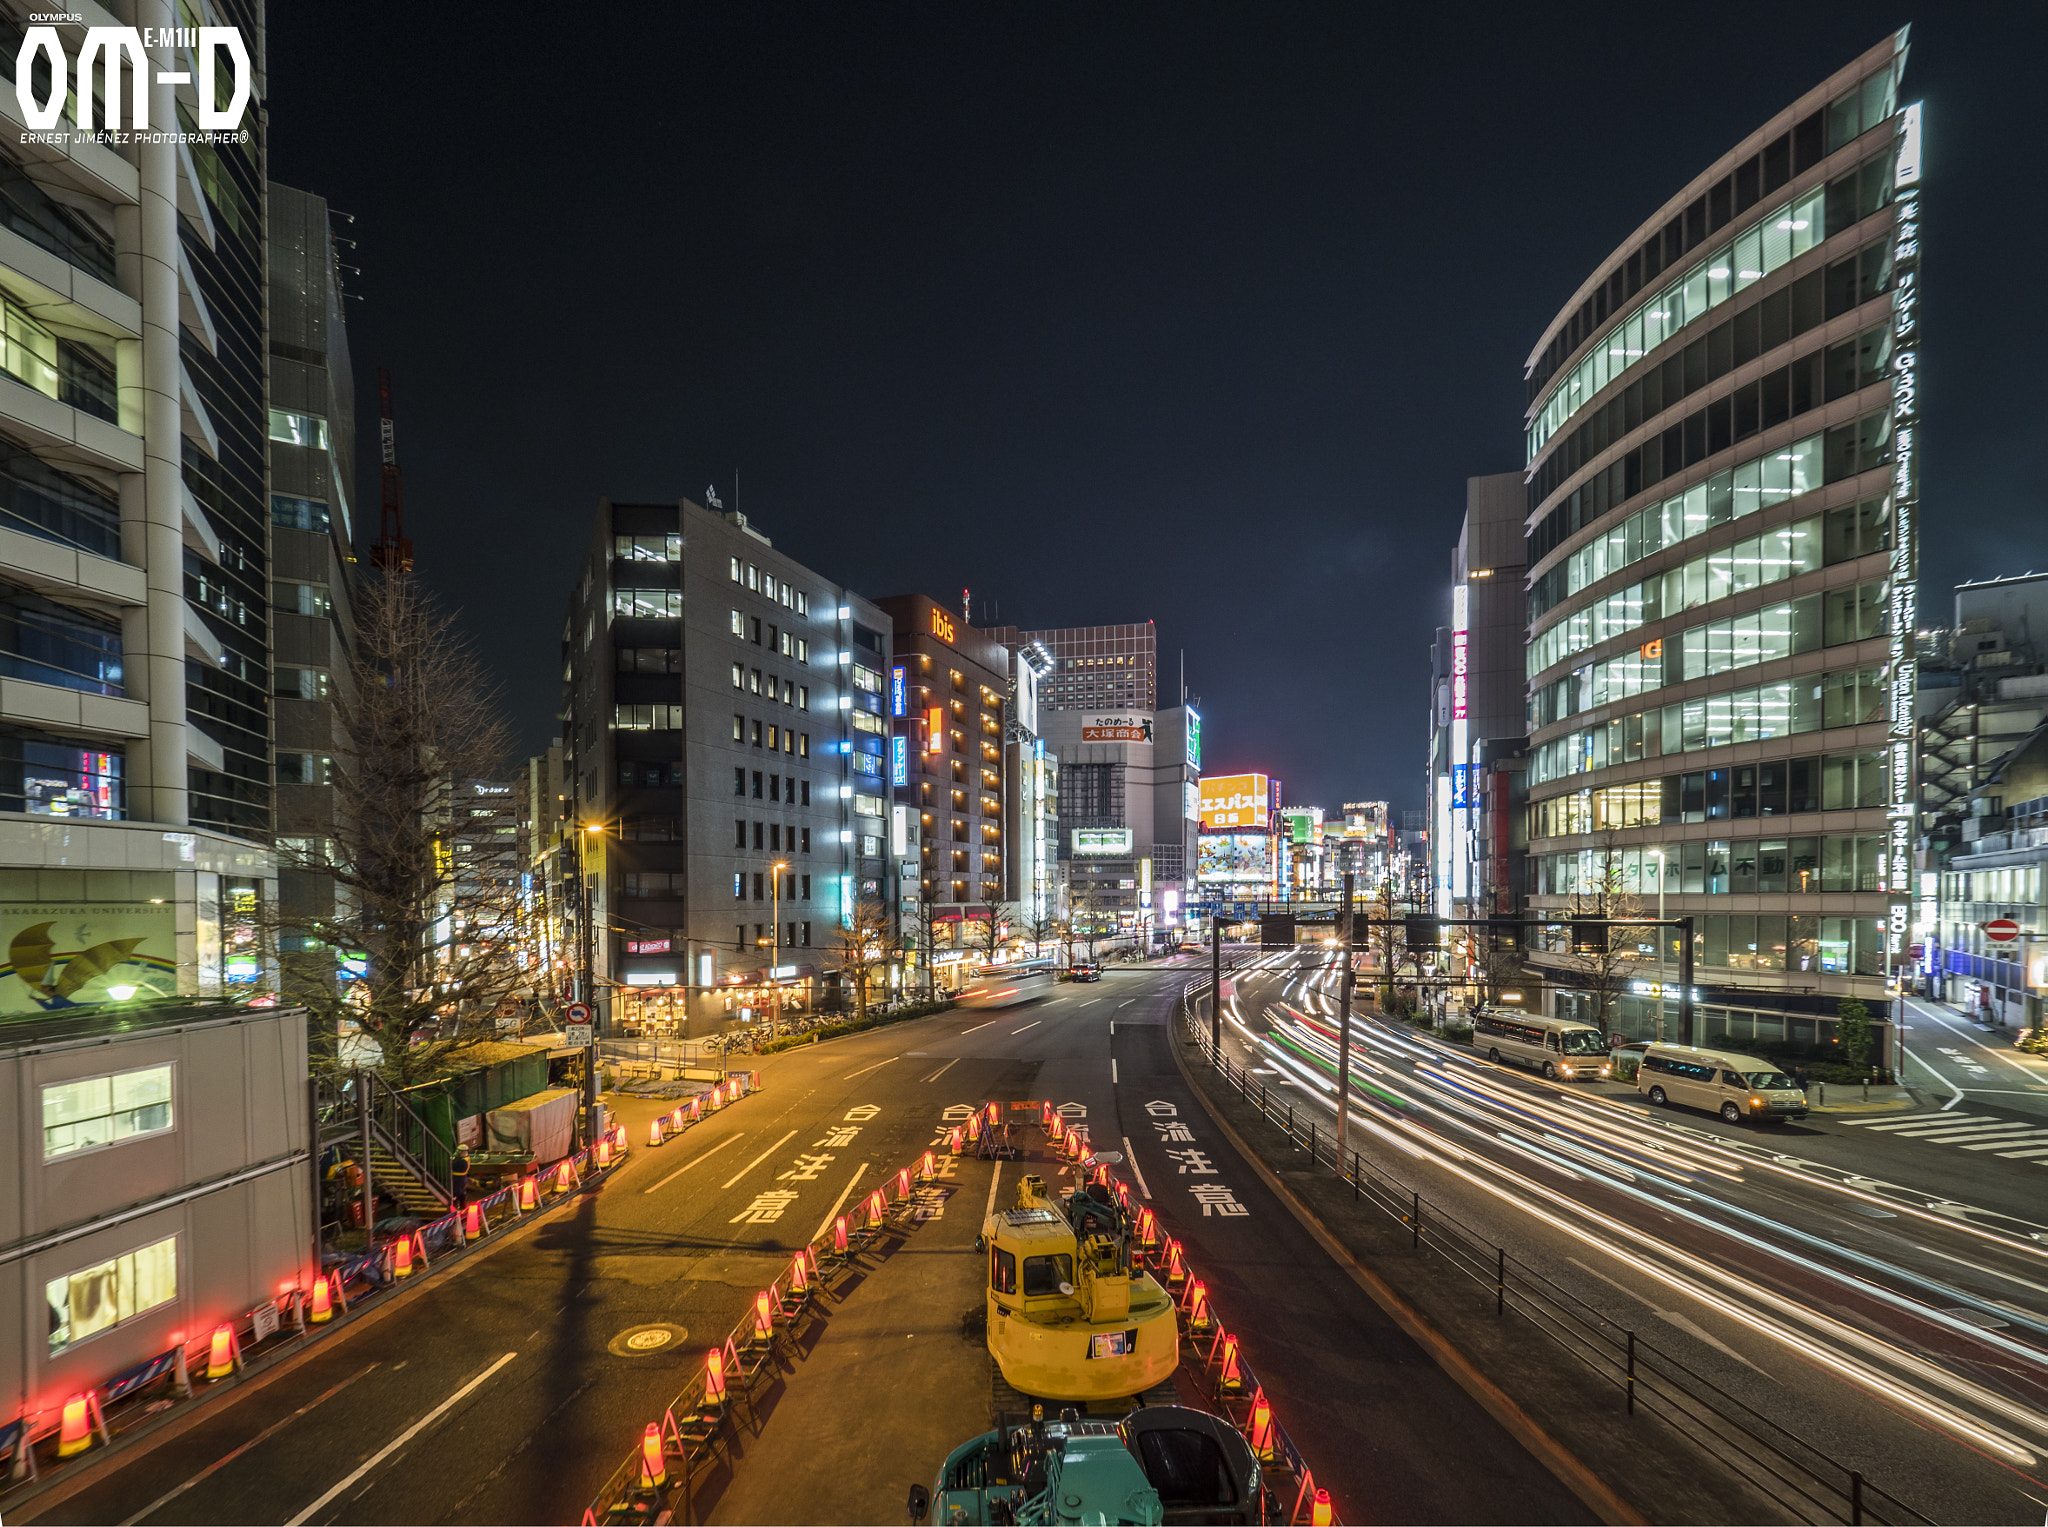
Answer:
565, 1001, 593, 1023
1982, 919, 2021, 944
565, 1023, 593, 1048
1909, 942, 1924, 960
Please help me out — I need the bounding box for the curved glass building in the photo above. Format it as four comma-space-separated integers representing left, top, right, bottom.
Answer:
1520, 29, 1921, 1052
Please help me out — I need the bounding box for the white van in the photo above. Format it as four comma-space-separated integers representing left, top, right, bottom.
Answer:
1638, 1044, 1808, 1125
1473, 1012, 1612, 1081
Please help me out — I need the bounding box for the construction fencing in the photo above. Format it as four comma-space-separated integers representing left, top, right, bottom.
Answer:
1178, 978, 1929, 1527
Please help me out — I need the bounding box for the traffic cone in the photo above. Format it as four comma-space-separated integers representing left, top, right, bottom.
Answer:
867, 1189, 887, 1225
519, 1175, 540, 1211
1218, 1333, 1244, 1394
791, 1250, 810, 1292
833, 1215, 849, 1255
640, 1422, 667, 1489
669, 1106, 684, 1132
1138, 1208, 1158, 1248
896, 1166, 912, 1198
1311, 1487, 1333, 1526
1041, 1100, 1052, 1127
554, 1159, 577, 1194
1049, 1114, 1065, 1143
704, 1349, 728, 1405
205, 1323, 237, 1379
919, 1150, 937, 1179
1187, 1281, 1212, 1335
56, 1394, 93, 1457
966, 1113, 982, 1143
1248, 1388, 1275, 1461
1093, 1162, 1111, 1187
465, 1202, 486, 1240
649, 1117, 665, 1147
689, 1096, 703, 1123
596, 1137, 612, 1169
310, 1275, 334, 1324
1115, 1180, 1131, 1209
1166, 1240, 1186, 1287
753, 1290, 773, 1343
948, 1127, 963, 1154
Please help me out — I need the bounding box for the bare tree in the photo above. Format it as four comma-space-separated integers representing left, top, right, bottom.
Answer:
900, 880, 944, 1000
968, 900, 1013, 965
1021, 907, 1058, 962
830, 889, 898, 1022
1555, 833, 1647, 1035
270, 576, 519, 1086
1368, 878, 1402, 1011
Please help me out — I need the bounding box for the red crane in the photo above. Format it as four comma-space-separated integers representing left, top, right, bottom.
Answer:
371, 367, 414, 573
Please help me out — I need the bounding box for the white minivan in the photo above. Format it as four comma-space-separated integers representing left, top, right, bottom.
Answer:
1473, 1012, 1612, 1081
1638, 1044, 1809, 1125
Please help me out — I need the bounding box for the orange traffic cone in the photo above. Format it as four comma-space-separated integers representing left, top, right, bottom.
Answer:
392, 1235, 415, 1279
519, 1175, 540, 1211
465, 1203, 485, 1240
596, 1138, 612, 1169
649, 1117, 665, 1147
1248, 1388, 1275, 1461
669, 1106, 684, 1132
1166, 1239, 1186, 1287
205, 1323, 237, 1379
791, 1250, 809, 1291
56, 1393, 94, 1457
867, 1189, 887, 1224
1187, 1281, 1213, 1335
689, 1096, 703, 1122
554, 1159, 577, 1194
1049, 1114, 1065, 1143
704, 1349, 728, 1405
640, 1422, 667, 1489
1218, 1333, 1244, 1394
752, 1290, 774, 1343
1041, 1100, 1053, 1126
966, 1113, 982, 1143
1311, 1487, 1333, 1525
833, 1215, 850, 1255
948, 1127, 963, 1155
919, 1150, 936, 1179
309, 1275, 334, 1324
896, 1166, 912, 1198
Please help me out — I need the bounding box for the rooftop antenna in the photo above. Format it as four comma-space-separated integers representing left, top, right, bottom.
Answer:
963, 586, 971, 622
371, 367, 413, 573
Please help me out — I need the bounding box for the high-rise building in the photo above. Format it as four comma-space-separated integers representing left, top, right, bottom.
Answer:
561, 501, 890, 1032
267, 182, 357, 994
0, 7, 275, 1013
1520, 31, 1919, 1051
987, 621, 1156, 713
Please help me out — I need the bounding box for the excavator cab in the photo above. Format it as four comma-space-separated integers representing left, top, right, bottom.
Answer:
983, 1173, 1178, 1404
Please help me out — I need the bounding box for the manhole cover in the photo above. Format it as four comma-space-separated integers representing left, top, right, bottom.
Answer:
608, 1323, 688, 1356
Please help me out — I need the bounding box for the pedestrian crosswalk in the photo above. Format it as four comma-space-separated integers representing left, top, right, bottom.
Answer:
1836, 1113, 2048, 1161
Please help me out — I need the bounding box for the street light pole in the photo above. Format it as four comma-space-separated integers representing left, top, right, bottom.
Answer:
579, 822, 601, 1146
1336, 872, 1354, 1159
770, 860, 787, 1025
1651, 847, 1667, 1043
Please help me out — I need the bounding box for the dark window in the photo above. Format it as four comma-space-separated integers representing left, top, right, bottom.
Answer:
735, 819, 747, 847
1790, 270, 1824, 334
1022, 1253, 1073, 1297
1732, 382, 1760, 442
751, 770, 763, 798
1791, 110, 1824, 174
1683, 196, 1706, 250
990, 1247, 1016, 1294
752, 821, 764, 850
734, 766, 746, 795
1762, 132, 1792, 193
752, 872, 764, 901
1135, 1430, 1239, 1510
0, 436, 122, 560
1734, 156, 1761, 214
0, 581, 122, 696
1706, 397, 1732, 455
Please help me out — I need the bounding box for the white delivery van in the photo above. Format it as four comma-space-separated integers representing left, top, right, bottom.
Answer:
1638, 1044, 1808, 1125
1473, 1012, 1612, 1081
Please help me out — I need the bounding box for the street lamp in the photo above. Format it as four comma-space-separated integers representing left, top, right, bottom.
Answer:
1650, 847, 1667, 1043
578, 820, 604, 1145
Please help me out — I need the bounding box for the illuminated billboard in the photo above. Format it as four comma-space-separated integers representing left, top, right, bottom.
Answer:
1082, 712, 1153, 743
1072, 828, 1133, 856
1199, 774, 1269, 831
1197, 834, 1271, 883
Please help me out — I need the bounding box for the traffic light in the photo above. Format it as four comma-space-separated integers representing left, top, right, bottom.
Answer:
1404, 913, 1440, 950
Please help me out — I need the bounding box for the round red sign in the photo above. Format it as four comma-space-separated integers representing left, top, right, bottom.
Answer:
1982, 919, 2021, 944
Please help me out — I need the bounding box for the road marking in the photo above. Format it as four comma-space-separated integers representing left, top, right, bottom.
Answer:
126, 1363, 381, 1524
810, 1161, 870, 1242
1905, 1125, 2041, 1144
1854, 1114, 1984, 1130
1111, 1059, 1119, 1084
1564, 1258, 1769, 1378
720, 1129, 798, 1189
843, 1056, 900, 1080
1123, 1138, 1151, 1200
1011, 1021, 1041, 1035
921, 1057, 961, 1083
984, 1160, 1004, 1222
960, 1021, 995, 1034
1960, 1132, 2048, 1150
1119, 1000, 1134, 1008
1079, 999, 1101, 1007
1995, 1146, 2048, 1159
642, 1131, 743, 1194
285, 1353, 517, 1525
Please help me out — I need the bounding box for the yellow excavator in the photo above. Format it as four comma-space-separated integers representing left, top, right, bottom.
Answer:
982, 1171, 1179, 1406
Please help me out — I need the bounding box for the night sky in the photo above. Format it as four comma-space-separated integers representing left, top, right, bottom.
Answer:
268, 3, 2048, 814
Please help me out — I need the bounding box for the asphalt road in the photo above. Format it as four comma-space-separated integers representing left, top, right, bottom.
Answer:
30, 968, 1582, 1527
1209, 949, 2048, 1525
1896, 993, 2048, 1119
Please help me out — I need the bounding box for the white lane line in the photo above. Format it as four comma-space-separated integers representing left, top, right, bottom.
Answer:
843, 1056, 901, 1080
960, 1021, 996, 1034
1078, 999, 1101, 1007
1011, 1021, 1041, 1035
921, 1057, 961, 1083
1119, 999, 1134, 1008
984, 1159, 1005, 1221
809, 1161, 871, 1243
285, 1352, 517, 1525
720, 1129, 799, 1190
126, 1363, 381, 1524
1123, 1138, 1152, 1200
1962, 1133, 2048, 1151
642, 1131, 744, 1194
1111, 1059, 1119, 1084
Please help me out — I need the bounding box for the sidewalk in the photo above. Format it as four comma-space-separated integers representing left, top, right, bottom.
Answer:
703, 1155, 997, 1525
1802, 1083, 1920, 1114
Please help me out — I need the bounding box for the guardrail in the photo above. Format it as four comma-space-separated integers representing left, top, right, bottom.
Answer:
1176, 978, 1930, 1527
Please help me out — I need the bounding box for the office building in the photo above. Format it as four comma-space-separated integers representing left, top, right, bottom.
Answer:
267, 183, 357, 997
987, 621, 1156, 714
1428, 472, 1527, 923
1048, 704, 1201, 936
1520, 31, 1920, 1051
1002, 639, 1061, 927
1918, 575, 2048, 1027
560, 501, 889, 1032
0, 7, 276, 1014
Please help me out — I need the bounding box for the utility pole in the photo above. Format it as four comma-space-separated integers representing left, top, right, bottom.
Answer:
1336, 873, 1354, 1158
1678, 915, 1696, 1046
1209, 913, 1222, 1054
579, 825, 597, 1144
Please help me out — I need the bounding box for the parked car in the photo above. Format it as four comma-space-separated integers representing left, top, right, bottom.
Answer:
1638, 1043, 1808, 1125
1064, 963, 1102, 982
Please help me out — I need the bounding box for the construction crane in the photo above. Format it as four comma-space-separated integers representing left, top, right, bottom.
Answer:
371, 367, 414, 573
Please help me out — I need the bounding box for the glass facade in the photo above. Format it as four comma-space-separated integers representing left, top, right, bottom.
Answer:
1522, 34, 1916, 1019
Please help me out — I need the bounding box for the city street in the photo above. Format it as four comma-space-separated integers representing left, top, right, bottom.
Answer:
1897, 994, 2048, 1119
28, 970, 1581, 1527
1205, 950, 2048, 1525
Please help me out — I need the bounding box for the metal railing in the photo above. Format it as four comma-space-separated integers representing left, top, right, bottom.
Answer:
1176, 978, 1930, 1527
